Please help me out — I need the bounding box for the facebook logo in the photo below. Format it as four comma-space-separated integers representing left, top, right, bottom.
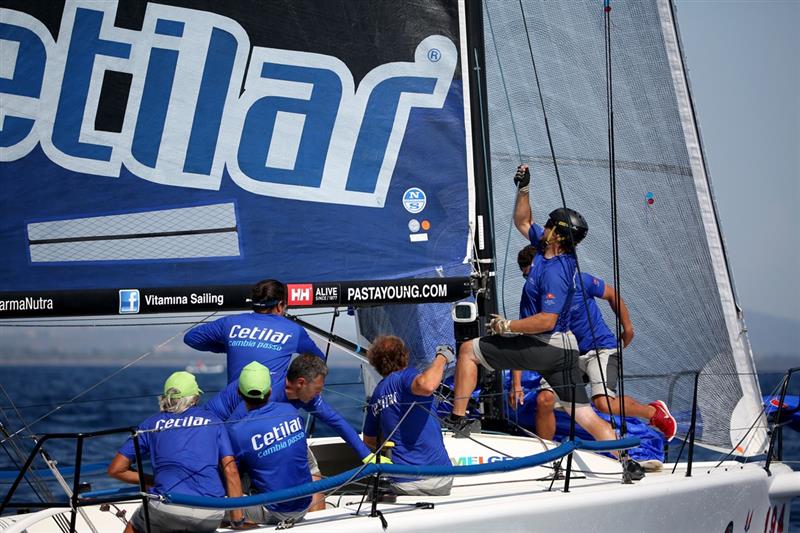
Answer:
119, 289, 140, 314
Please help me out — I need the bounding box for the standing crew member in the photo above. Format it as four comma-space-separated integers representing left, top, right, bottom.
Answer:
364, 336, 455, 496
184, 279, 324, 386
228, 362, 312, 527
108, 372, 247, 532
448, 165, 619, 449
512, 245, 677, 441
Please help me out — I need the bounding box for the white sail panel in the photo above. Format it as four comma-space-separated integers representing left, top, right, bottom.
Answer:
482, 0, 766, 454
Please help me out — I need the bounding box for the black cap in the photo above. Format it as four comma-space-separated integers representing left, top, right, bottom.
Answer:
547, 208, 588, 245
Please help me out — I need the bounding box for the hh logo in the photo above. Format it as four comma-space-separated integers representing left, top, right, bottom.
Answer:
119, 289, 140, 314
287, 284, 313, 306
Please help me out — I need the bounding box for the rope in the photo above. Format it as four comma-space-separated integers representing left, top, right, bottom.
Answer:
162, 436, 640, 510
604, 0, 628, 437
484, 0, 524, 318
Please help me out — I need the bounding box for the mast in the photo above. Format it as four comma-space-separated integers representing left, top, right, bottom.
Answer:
463, 0, 505, 425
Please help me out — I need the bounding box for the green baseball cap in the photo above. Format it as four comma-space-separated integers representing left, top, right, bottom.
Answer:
163, 371, 202, 399
238, 362, 272, 399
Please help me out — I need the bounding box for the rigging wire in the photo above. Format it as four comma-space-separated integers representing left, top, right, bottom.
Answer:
604, 0, 628, 436
0, 390, 88, 532
0, 310, 220, 446
515, 0, 621, 437
484, 0, 525, 318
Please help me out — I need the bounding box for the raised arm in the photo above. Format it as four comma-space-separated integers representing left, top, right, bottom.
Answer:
602, 283, 634, 347
411, 345, 455, 396
513, 164, 533, 238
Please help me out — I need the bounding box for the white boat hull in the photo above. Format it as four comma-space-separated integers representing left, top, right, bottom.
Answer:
2, 433, 797, 532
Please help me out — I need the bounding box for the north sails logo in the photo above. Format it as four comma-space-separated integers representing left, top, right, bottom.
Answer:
1, 1, 459, 207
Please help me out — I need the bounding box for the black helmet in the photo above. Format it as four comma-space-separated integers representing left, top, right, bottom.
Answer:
546, 208, 588, 245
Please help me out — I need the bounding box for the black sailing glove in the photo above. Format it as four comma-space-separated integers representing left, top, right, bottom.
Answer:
513, 164, 530, 192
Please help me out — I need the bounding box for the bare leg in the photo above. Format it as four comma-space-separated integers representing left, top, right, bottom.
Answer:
571, 405, 619, 457
452, 340, 479, 417
124, 521, 137, 533
535, 390, 556, 440
592, 395, 655, 420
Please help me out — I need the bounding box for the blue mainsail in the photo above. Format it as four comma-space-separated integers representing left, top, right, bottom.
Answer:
0, 0, 476, 315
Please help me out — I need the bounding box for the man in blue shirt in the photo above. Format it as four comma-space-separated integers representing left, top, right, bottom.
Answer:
450, 165, 618, 448
364, 336, 455, 496
228, 361, 312, 527
108, 371, 247, 533
206, 354, 374, 510
513, 245, 677, 442
184, 279, 324, 386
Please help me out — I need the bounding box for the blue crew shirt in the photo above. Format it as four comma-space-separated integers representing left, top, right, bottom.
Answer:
118, 406, 232, 498
519, 224, 576, 332
205, 380, 371, 459
228, 402, 311, 515
363, 367, 451, 482
571, 273, 618, 354
184, 312, 324, 384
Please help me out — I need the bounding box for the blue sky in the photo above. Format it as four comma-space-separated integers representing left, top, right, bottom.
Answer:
675, 0, 799, 321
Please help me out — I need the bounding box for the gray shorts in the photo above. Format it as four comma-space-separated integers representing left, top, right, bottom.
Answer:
239, 471, 309, 526
578, 348, 619, 399
474, 332, 589, 406
242, 505, 307, 526
391, 476, 453, 496
130, 500, 223, 533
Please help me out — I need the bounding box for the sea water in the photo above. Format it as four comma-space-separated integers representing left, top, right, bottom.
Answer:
0, 366, 797, 528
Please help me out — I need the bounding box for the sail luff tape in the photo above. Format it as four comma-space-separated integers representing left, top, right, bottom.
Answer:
27, 203, 240, 262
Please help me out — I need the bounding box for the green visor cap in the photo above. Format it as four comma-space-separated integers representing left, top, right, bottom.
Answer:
239, 361, 272, 399
163, 371, 203, 399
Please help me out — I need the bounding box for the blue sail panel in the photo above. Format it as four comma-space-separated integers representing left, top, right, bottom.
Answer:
0, 1, 474, 316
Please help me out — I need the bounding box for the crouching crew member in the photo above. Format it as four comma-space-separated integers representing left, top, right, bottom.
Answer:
108, 371, 245, 533
206, 354, 374, 511
228, 362, 312, 527
364, 336, 455, 496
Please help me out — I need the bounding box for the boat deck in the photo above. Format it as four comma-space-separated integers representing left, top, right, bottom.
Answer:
2, 432, 795, 533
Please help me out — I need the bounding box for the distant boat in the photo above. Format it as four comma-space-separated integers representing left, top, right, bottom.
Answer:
184, 360, 224, 375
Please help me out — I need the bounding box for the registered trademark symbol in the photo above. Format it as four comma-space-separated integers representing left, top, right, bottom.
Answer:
427, 48, 441, 62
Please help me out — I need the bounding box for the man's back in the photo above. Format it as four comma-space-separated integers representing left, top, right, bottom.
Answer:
228, 402, 312, 514
118, 406, 230, 497
184, 312, 323, 383
520, 253, 577, 333
364, 368, 450, 471
569, 273, 617, 354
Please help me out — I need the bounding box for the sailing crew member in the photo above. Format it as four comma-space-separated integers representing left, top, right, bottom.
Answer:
107, 371, 248, 533
512, 245, 677, 441
206, 354, 375, 510
228, 362, 312, 527
184, 279, 324, 386
448, 165, 619, 448
364, 336, 455, 496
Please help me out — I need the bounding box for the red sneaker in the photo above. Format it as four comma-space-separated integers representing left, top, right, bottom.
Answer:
649, 400, 677, 442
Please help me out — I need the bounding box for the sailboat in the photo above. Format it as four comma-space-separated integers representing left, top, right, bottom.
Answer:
0, 0, 798, 531
185, 361, 225, 375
